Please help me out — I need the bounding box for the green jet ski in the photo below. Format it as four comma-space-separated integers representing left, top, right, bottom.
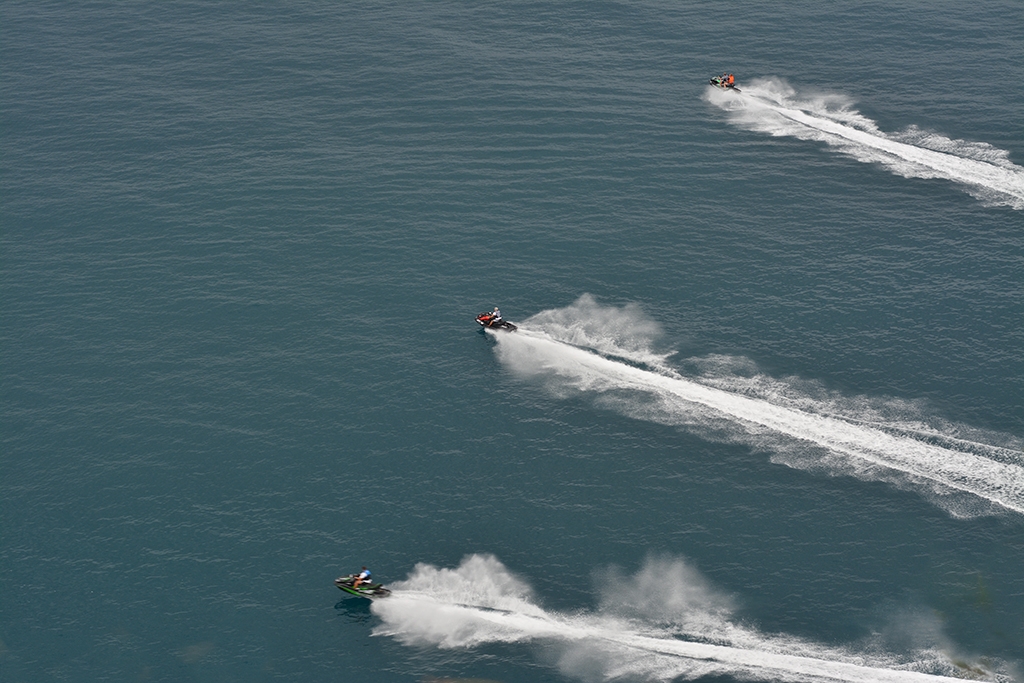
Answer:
709, 74, 740, 92
335, 574, 392, 599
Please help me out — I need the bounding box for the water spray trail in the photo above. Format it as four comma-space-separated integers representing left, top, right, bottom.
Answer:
372, 556, 1002, 683
379, 598, 964, 682
706, 79, 1024, 208
492, 328, 1024, 516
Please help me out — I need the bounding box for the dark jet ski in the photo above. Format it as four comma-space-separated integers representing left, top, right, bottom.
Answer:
334, 574, 391, 599
709, 74, 740, 92
476, 312, 518, 332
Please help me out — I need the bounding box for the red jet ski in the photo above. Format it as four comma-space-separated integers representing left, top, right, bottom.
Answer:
476, 312, 517, 332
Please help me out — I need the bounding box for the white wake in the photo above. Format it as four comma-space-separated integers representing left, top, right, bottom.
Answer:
493, 296, 1024, 518
705, 78, 1024, 209
372, 555, 1009, 683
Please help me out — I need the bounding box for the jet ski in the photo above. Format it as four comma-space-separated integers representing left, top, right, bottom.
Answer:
709, 75, 740, 92
334, 574, 391, 599
476, 312, 518, 332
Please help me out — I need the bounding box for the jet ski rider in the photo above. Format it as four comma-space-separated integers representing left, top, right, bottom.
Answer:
353, 566, 371, 588
480, 306, 502, 326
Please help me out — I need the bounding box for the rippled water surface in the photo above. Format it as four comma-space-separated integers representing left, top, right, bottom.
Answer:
3, 2, 1022, 682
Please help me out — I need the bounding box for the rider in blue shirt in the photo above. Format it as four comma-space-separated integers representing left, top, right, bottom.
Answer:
354, 566, 371, 587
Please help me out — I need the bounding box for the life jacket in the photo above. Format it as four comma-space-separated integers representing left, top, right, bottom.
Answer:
727, 74, 734, 85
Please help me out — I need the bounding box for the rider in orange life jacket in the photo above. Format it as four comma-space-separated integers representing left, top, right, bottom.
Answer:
353, 566, 371, 588
727, 73, 735, 86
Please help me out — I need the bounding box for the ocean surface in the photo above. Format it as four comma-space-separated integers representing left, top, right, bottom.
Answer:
3, 2, 1023, 682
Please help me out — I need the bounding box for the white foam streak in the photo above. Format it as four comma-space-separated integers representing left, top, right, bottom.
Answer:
614, 631, 957, 683
706, 79, 1024, 208
493, 329, 1024, 516
372, 556, 993, 683
378, 599, 960, 682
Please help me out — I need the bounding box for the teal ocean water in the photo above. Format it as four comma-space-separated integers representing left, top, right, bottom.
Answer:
3, 2, 1023, 682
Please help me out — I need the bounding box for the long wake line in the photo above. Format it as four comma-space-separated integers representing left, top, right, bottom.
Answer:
765, 103, 1024, 199
376, 592, 975, 683
707, 79, 1024, 209
500, 330, 1024, 515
